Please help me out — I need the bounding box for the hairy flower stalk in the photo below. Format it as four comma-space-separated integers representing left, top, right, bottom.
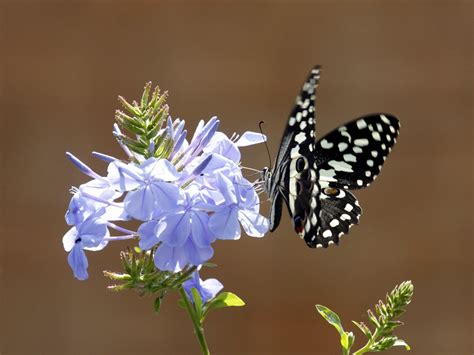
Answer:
62, 82, 267, 354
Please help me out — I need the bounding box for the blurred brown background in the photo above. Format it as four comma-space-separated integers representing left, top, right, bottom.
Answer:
1, 1, 472, 354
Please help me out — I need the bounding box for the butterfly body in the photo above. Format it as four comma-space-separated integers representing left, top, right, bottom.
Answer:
262, 66, 400, 248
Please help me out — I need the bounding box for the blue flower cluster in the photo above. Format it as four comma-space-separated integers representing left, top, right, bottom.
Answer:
63, 117, 269, 280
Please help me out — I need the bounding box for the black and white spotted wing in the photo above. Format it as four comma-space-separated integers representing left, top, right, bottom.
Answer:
262, 66, 321, 244
310, 114, 400, 247
316, 114, 400, 190
262, 66, 400, 249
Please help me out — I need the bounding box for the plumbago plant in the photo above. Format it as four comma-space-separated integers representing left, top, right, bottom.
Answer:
62, 82, 415, 355
62, 82, 269, 354
316, 281, 414, 354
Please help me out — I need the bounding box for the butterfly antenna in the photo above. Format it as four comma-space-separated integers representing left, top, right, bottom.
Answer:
259, 121, 272, 169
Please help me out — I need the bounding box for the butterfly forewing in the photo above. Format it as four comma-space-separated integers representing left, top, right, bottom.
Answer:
315, 114, 400, 190
266, 66, 322, 241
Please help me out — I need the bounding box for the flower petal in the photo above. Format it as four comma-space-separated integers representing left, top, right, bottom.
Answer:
67, 245, 89, 280
209, 207, 241, 240
65, 194, 87, 226
204, 132, 240, 162
238, 209, 269, 237
78, 217, 108, 247
107, 161, 142, 192
156, 211, 191, 247
144, 158, 180, 182
150, 183, 182, 213
138, 220, 160, 250
80, 178, 122, 202
190, 211, 215, 247
200, 278, 224, 303
62, 227, 78, 252
183, 272, 223, 304
154, 244, 188, 272
103, 203, 130, 221
235, 131, 267, 147
123, 186, 155, 221
214, 173, 238, 205
183, 238, 214, 266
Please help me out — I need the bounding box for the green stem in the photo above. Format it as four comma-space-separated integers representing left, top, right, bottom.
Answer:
353, 329, 381, 355
353, 344, 370, 355
179, 287, 210, 355
342, 346, 350, 355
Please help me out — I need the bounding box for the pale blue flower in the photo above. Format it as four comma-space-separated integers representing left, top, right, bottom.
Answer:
65, 179, 127, 226
107, 158, 181, 221
63, 209, 109, 280
183, 271, 223, 304
208, 172, 268, 239
138, 183, 216, 272
153, 240, 213, 273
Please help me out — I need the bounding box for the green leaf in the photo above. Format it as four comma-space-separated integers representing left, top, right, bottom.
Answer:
203, 262, 218, 268
103, 271, 132, 281
347, 332, 355, 349
394, 339, 411, 351
119, 118, 146, 136
118, 95, 142, 116
154, 296, 162, 313
367, 309, 380, 328
207, 292, 245, 311
315, 304, 345, 336
201, 292, 245, 321
352, 321, 372, 339
191, 288, 203, 319
340, 332, 354, 350
141, 82, 152, 109
177, 298, 186, 310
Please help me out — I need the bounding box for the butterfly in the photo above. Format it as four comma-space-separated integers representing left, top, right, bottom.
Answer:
261, 66, 400, 248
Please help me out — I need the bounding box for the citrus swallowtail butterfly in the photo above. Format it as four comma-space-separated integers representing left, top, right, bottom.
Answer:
261, 66, 400, 248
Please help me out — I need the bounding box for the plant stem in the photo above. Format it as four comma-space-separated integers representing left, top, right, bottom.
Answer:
353, 329, 381, 355
179, 287, 210, 355
342, 346, 350, 355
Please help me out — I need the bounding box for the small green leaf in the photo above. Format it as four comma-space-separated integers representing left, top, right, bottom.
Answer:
347, 332, 355, 349
177, 298, 186, 310
203, 262, 218, 268
191, 288, 203, 319
141, 82, 152, 109
154, 296, 162, 313
202, 292, 245, 321
394, 339, 411, 351
118, 95, 142, 116
367, 309, 380, 328
340, 332, 350, 350
352, 321, 372, 339
208, 292, 245, 310
315, 304, 345, 336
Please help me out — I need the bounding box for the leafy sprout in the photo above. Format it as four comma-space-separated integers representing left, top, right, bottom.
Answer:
316, 281, 414, 354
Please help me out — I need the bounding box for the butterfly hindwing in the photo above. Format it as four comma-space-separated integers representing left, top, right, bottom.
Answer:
309, 188, 362, 248
315, 114, 400, 190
